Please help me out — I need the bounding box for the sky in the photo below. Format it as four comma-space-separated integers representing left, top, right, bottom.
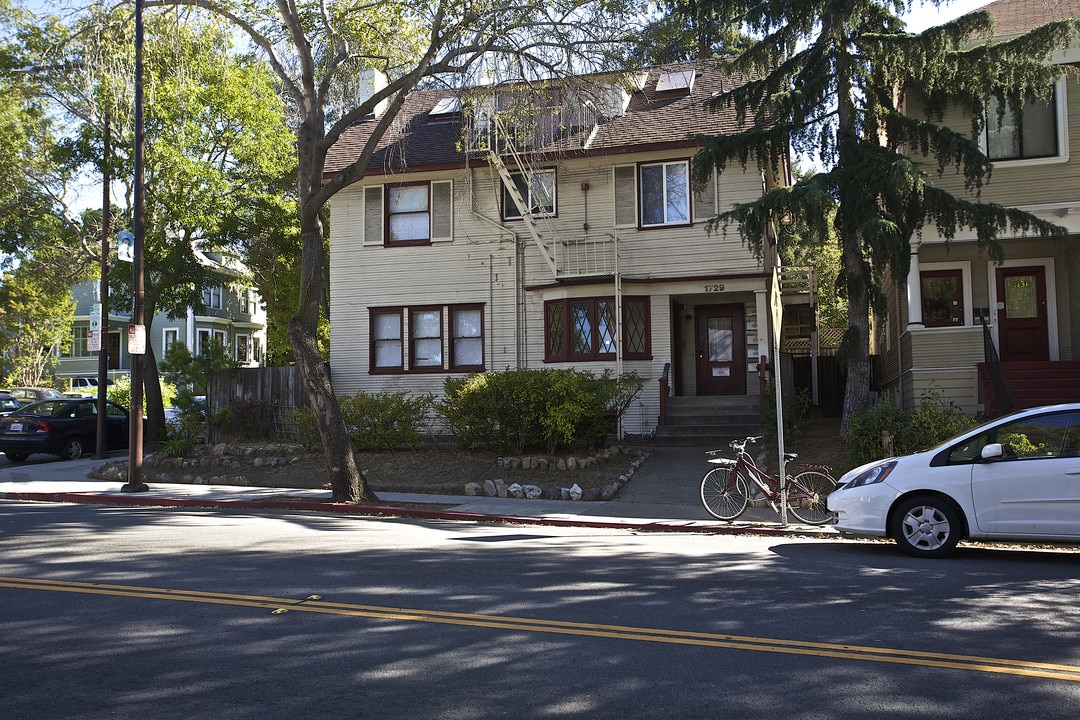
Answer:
903, 0, 994, 31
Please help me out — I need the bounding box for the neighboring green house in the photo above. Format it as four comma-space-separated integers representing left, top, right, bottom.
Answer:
874, 0, 1080, 416
56, 247, 267, 389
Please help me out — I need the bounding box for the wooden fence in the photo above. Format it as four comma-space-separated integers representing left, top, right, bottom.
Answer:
207, 365, 311, 441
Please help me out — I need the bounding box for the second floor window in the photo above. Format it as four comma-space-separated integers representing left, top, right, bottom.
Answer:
640, 160, 690, 227
363, 181, 453, 247
502, 170, 556, 220
986, 86, 1059, 161
202, 285, 223, 310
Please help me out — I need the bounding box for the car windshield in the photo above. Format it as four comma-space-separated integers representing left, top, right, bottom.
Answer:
1, 398, 19, 411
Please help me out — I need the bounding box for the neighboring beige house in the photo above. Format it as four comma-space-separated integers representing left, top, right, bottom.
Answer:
323, 61, 820, 440
875, 0, 1080, 416
57, 246, 267, 386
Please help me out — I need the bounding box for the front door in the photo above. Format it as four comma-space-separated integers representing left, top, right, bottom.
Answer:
695, 304, 746, 395
996, 266, 1049, 362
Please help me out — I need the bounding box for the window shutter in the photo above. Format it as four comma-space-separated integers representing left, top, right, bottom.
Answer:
613, 165, 637, 228
693, 163, 716, 222
363, 186, 384, 246
431, 180, 453, 242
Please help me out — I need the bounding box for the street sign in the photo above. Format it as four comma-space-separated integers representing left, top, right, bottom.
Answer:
117, 231, 134, 262
128, 324, 146, 355
88, 302, 102, 352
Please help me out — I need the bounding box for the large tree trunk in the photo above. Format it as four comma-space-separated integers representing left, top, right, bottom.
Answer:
836, 48, 872, 440
291, 140, 375, 502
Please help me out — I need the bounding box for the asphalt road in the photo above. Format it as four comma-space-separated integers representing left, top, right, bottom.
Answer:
2, 500, 1079, 719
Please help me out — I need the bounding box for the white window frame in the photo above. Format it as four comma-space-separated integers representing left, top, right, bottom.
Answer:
162, 327, 181, 352
639, 159, 691, 228
202, 285, 223, 310
236, 333, 251, 363
982, 76, 1069, 167
919, 261, 973, 328
502, 169, 556, 220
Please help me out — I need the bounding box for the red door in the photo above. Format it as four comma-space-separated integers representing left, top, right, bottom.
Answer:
695, 304, 746, 395
996, 266, 1049, 362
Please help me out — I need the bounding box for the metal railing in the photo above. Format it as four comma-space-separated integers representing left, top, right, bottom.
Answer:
980, 314, 1013, 415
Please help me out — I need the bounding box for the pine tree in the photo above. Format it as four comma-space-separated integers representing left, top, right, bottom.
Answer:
695, 0, 1079, 435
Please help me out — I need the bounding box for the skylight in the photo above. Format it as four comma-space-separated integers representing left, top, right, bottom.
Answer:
429, 97, 461, 118
655, 70, 695, 94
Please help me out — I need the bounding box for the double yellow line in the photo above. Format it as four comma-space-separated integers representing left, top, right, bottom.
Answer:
3, 575, 1078, 682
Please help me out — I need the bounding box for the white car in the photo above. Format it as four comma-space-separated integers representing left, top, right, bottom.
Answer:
828, 403, 1080, 558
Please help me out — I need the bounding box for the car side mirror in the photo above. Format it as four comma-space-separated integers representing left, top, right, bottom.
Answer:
980, 443, 1004, 461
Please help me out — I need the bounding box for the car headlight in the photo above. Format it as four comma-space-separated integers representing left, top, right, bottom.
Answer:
840, 460, 897, 489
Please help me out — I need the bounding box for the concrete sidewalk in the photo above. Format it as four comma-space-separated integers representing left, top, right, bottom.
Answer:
0, 447, 838, 537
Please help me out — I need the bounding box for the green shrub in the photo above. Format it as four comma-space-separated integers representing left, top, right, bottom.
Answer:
339, 390, 434, 450
290, 406, 321, 451
219, 399, 276, 441
107, 375, 131, 409
436, 368, 642, 454
908, 388, 978, 450
160, 411, 205, 457
764, 381, 812, 440
847, 390, 977, 466
847, 401, 913, 466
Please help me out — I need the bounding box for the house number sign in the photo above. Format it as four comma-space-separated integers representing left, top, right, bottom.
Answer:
704, 284, 725, 292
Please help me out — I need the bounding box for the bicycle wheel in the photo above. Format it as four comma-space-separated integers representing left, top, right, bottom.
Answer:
785, 470, 836, 525
700, 467, 750, 521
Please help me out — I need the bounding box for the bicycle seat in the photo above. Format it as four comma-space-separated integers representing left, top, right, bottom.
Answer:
784, 452, 798, 462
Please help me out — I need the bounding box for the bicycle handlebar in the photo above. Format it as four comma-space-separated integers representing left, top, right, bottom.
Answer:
729, 435, 763, 450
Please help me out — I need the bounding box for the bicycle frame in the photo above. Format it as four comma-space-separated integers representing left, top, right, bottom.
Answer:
701, 436, 836, 525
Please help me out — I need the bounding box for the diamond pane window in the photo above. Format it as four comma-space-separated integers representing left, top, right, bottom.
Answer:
545, 297, 651, 362
597, 301, 616, 354
571, 302, 593, 355
625, 299, 647, 354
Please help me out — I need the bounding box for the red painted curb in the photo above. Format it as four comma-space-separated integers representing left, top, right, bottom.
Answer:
0, 491, 817, 538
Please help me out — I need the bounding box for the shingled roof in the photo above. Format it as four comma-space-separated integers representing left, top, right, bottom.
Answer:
323, 61, 748, 178
979, 0, 1080, 36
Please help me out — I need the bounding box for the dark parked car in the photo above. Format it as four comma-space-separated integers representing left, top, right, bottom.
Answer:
0, 398, 130, 462
0, 393, 22, 417
7, 387, 66, 404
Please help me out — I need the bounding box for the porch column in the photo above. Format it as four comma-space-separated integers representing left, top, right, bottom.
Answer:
754, 288, 769, 361
906, 246, 924, 330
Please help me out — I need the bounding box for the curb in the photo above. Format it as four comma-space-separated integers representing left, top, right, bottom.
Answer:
0, 490, 835, 538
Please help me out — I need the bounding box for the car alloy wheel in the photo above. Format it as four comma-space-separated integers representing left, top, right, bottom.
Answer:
890, 495, 962, 558
62, 437, 85, 461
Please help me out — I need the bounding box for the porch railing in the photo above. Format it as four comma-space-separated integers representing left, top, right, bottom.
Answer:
657, 363, 670, 427
980, 314, 1013, 415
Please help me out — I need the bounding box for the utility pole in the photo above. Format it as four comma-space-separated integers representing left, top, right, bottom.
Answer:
95, 116, 110, 459
121, 0, 148, 493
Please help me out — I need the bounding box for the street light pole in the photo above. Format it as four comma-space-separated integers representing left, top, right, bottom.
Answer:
122, 0, 148, 493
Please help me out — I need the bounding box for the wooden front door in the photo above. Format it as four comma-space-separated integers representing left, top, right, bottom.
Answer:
695, 304, 746, 395
996, 266, 1049, 362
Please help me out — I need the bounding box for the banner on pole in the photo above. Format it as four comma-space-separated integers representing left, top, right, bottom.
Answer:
88, 303, 102, 352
